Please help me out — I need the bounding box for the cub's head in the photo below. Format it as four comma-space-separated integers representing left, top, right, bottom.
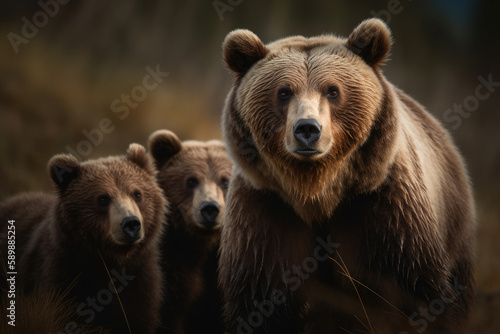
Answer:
222, 19, 394, 221
48, 144, 166, 257
148, 130, 232, 238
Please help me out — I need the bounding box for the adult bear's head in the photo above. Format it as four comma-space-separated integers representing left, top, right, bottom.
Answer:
222, 19, 399, 222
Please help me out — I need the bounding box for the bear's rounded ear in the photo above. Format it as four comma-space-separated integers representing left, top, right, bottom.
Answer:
148, 130, 182, 169
223, 29, 269, 76
127, 143, 155, 175
346, 18, 392, 68
48, 154, 80, 192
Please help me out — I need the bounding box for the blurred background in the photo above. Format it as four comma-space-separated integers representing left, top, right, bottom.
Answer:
0, 0, 498, 329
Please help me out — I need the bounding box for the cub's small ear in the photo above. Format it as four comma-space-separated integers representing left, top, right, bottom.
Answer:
48, 154, 80, 192
127, 143, 155, 175
148, 130, 182, 170
347, 18, 392, 67
223, 29, 269, 76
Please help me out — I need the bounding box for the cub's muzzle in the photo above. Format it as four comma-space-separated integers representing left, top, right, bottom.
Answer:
121, 215, 142, 241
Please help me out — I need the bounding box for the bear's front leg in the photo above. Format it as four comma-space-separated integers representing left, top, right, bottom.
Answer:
219, 174, 320, 334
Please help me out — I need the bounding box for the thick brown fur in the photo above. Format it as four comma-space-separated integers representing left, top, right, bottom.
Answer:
219, 18, 475, 334
0, 144, 167, 334
0, 288, 110, 334
148, 130, 232, 334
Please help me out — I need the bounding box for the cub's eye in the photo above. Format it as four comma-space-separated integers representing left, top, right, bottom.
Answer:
278, 88, 292, 101
133, 190, 142, 202
186, 177, 199, 190
221, 177, 230, 189
327, 87, 339, 98
97, 194, 111, 207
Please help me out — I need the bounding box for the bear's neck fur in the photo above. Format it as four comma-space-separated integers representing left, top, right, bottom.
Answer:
162, 208, 220, 266
224, 73, 400, 224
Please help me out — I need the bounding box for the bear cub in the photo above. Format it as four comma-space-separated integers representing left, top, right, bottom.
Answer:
148, 130, 232, 334
0, 143, 166, 334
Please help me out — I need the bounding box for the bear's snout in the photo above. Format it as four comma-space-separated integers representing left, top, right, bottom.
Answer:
199, 201, 221, 227
121, 215, 142, 241
293, 118, 322, 154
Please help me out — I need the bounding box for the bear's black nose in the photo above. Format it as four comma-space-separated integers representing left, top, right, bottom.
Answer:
121, 216, 141, 240
293, 118, 322, 147
200, 201, 221, 226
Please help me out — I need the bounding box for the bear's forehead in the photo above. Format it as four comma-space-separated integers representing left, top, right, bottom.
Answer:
181, 145, 229, 166
79, 158, 145, 181
266, 34, 346, 54
81, 157, 128, 169
163, 144, 231, 175
257, 35, 359, 75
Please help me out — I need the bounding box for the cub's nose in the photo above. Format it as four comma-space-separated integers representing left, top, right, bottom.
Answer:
199, 201, 221, 226
121, 216, 141, 240
293, 118, 322, 146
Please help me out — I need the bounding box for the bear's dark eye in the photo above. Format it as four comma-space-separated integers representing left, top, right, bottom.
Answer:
133, 190, 142, 202
186, 177, 199, 190
278, 88, 292, 101
327, 87, 339, 98
221, 177, 230, 189
97, 194, 111, 207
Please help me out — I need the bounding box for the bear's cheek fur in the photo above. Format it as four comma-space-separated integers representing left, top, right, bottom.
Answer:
139, 191, 163, 240
332, 67, 384, 147
235, 60, 300, 154
236, 87, 288, 164
58, 198, 111, 250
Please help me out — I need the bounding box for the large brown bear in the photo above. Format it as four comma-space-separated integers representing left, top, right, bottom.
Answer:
148, 130, 232, 334
219, 19, 475, 334
0, 143, 166, 334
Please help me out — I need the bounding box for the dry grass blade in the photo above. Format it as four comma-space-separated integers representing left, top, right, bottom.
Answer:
335, 271, 409, 320
331, 252, 374, 334
98, 250, 132, 334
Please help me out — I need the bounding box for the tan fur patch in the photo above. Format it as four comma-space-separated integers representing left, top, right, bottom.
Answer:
191, 180, 225, 228
108, 196, 144, 244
